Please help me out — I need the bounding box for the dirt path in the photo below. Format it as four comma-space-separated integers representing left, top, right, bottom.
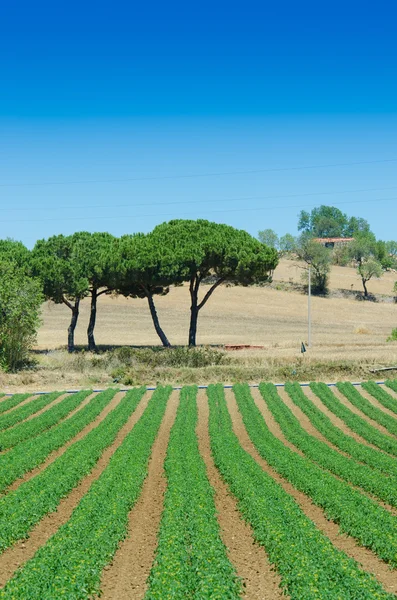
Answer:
5, 392, 120, 494
225, 389, 397, 595
98, 390, 179, 600
197, 390, 285, 599
332, 387, 393, 436
0, 390, 152, 589
302, 387, 381, 449
381, 384, 397, 400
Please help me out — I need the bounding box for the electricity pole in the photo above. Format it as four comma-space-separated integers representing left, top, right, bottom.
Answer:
307, 260, 312, 348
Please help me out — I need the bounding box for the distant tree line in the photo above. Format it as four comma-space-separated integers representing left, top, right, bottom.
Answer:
0, 220, 278, 368
258, 205, 397, 296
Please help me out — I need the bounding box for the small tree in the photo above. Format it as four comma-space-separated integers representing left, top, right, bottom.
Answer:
348, 233, 383, 297
150, 220, 278, 346
279, 233, 297, 255
296, 237, 332, 294
0, 262, 42, 371
357, 259, 383, 298
258, 229, 279, 250
31, 235, 89, 353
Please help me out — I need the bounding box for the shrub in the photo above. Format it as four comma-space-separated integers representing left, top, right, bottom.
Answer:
0, 263, 43, 372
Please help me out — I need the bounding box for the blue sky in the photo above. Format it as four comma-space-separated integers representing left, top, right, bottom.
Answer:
1, 0, 396, 248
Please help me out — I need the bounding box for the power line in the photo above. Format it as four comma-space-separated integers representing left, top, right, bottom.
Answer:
1, 195, 396, 225
1, 185, 397, 213
0, 158, 396, 188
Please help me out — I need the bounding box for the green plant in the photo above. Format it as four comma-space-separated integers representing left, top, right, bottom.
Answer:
387, 328, 397, 342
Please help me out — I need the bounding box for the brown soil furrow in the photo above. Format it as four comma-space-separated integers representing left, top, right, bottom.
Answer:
197, 390, 286, 600
98, 390, 179, 600
302, 386, 380, 449
357, 386, 397, 421
0, 394, 40, 415
331, 387, 391, 436
5, 392, 121, 494
0, 390, 152, 588
225, 389, 397, 595
250, 389, 397, 516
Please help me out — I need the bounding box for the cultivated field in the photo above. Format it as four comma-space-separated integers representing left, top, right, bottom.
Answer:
0, 382, 397, 598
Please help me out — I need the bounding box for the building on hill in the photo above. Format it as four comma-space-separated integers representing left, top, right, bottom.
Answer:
314, 237, 354, 249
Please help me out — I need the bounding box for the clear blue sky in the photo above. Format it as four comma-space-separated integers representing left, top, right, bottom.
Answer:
1, 0, 396, 248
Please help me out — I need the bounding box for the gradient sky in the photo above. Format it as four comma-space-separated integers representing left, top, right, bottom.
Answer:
1, 0, 396, 248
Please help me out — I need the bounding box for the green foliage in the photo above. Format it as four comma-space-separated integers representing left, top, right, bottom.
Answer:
295, 237, 332, 294
31, 234, 88, 304
0, 262, 43, 371
146, 386, 241, 598
0, 387, 142, 555
0, 391, 59, 433
279, 233, 297, 254
285, 382, 397, 477
259, 383, 397, 507
298, 206, 370, 238
0, 393, 31, 416
0, 386, 169, 599
207, 384, 392, 599
234, 383, 397, 566
0, 239, 30, 272
311, 382, 397, 455
0, 389, 121, 493
353, 381, 397, 418
0, 390, 84, 450
387, 328, 397, 342
258, 228, 279, 249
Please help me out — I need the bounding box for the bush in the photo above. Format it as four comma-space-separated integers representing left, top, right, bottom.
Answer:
387, 328, 397, 342
0, 263, 43, 372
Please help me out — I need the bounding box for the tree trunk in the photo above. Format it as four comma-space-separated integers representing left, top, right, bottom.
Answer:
188, 277, 199, 347
362, 279, 368, 297
146, 293, 171, 347
87, 288, 98, 352
67, 300, 80, 353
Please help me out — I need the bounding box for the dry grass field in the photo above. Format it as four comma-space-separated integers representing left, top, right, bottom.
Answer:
2, 259, 397, 391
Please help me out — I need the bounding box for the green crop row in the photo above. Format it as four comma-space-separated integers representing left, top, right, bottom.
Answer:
0, 388, 117, 493
0, 386, 171, 599
146, 386, 240, 599
337, 382, 397, 436
259, 383, 397, 507
0, 393, 30, 415
285, 382, 397, 478
207, 384, 392, 599
385, 380, 397, 394
0, 391, 62, 432
234, 383, 397, 566
0, 389, 92, 451
311, 382, 397, 456
0, 387, 145, 554
361, 381, 397, 416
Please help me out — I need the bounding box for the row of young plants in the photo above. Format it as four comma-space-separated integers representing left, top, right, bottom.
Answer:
146, 386, 241, 599
336, 382, 397, 436
361, 381, 397, 416
207, 384, 392, 600
0, 393, 30, 415
0, 386, 172, 599
310, 382, 397, 456
385, 380, 397, 394
284, 382, 397, 478
0, 388, 117, 493
0, 389, 92, 450
0, 391, 61, 432
259, 383, 397, 507
0, 387, 145, 554
233, 383, 397, 566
